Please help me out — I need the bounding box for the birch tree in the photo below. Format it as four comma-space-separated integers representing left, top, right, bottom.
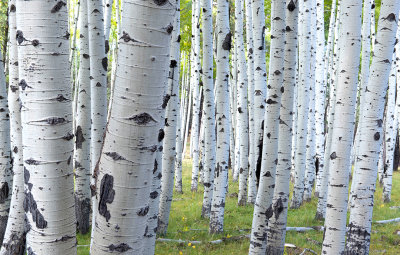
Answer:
346, 2, 400, 253
265, 1, 298, 253
17, 0, 77, 253
321, 0, 362, 253
90, 0, 175, 253
200, 0, 216, 218
74, 0, 91, 234
1, 0, 25, 252
209, 0, 230, 234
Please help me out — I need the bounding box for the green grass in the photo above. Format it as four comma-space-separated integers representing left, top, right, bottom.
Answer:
77, 159, 400, 254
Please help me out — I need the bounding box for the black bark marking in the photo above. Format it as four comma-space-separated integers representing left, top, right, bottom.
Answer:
98, 174, 115, 222
265, 205, 274, 219
9, 4, 16, 12
158, 129, 165, 142
330, 152, 337, 160
96, 82, 102, 87
51, 1, 66, 13
128, 113, 156, 125
25, 159, 40, 165
0, 182, 9, 203
75, 196, 90, 234
273, 198, 284, 220
166, 24, 173, 34
31, 40, 39, 47
19, 79, 30, 90
120, 31, 139, 43
75, 126, 85, 149
377, 119, 383, 127
374, 132, 380, 141
102, 57, 108, 71
137, 206, 149, 216
105, 40, 110, 54
82, 53, 89, 59
170, 60, 177, 68
266, 99, 278, 104
62, 132, 74, 141
108, 243, 132, 252
384, 13, 396, 22
153, 159, 158, 174
105, 152, 126, 161
162, 94, 171, 109
263, 171, 271, 177
13, 146, 18, 154
23, 192, 48, 229
56, 94, 68, 102
39, 117, 66, 125
222, 32, 232, 51
10, 86, 18, 92
16, 30, 25, 45
150, 191, 158, 199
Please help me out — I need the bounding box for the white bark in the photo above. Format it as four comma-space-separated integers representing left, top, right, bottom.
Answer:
104, 0, 113, 52
346, 1, 400, 253
320, 0, 362, 253
17, 0, 77, 252
264, 1, 298, 254
190, 0, 201, 192
382, 53, 398, 202
200, 0, 216, 218
248, 1, 286, 253
90, 0, 175, 253
74, 0, 91, 235
1, 1, 25, 253
209, 0, 230, 234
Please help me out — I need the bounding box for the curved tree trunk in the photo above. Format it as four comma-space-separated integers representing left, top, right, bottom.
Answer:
74, 0, 91, 235
90, 0, 175, 253
17, 0, 77, 253
265, 1, 298, 253
320, 0, 362, 253
346, 1, 400, 254
209, 0, 230, 234
1, 1, 25, 253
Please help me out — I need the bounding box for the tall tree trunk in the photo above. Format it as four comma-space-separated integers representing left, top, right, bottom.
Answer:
320, 0, 362, 253
104, 0, 113, 53
158, 0, 181, 234
200, 0, 216, 218
209, 0, 230, 234
90, 0, 175, 253
1, 1, 25, 253
17, 0, 77, 253
248, 0, 286, 253
74, 0, 91, 235
265, 1, 298, 253
346, 1, 400, 254
190, 0, 201, 192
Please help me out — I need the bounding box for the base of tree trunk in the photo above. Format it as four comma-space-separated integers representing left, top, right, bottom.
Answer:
75, 196, 90, 234
1, 232, 26, 255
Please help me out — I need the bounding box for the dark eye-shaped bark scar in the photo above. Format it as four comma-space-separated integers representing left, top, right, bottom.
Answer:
51, 1, 66, 13
126, 113, 157, 125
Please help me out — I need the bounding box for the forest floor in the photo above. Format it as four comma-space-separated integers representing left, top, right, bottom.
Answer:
77, 159, 400, 254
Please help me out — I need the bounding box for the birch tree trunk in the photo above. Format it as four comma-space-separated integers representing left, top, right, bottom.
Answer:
382, 53, 398, 203
200, 0, 216, 218
158, 0, 181, 234
346, 1, 400, 253
90, 0, 175, 253
1, 1, 25, 253
209, 0, 230, 234
320, 0, 362, 253
265, 1, 298, 253
74, 0, 91, 235
248, 0, 286, 253
290, 0, 313, 209
190, 0, 201, 192
17, 0, 77, 253
104, 0, 113, 52
235, 0, 249, 207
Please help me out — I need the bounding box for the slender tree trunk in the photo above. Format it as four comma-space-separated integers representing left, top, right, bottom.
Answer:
17, 0, 77, 252
200, 0, 216, 218
320, 0, 362, 253
209, 0, 230, 234
265, 1, 298, 254
90, 0, 175, 253
346, 1, 400, 253
74, 0, 91, 235
1, 1, 25, 253
104, 0, 113, 52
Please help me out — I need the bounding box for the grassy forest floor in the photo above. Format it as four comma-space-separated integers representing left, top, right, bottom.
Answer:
77, 159, 400, 254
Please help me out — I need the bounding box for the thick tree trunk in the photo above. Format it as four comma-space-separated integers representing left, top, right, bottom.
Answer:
248, 0, 286, 253
74, 0, 91, 235
1, 1, 25, 253
264, 1, 298, 254
17, 0, 77, 253
346, 1, 400, 253
320, 0, 362, 253
209, 0, 230, 234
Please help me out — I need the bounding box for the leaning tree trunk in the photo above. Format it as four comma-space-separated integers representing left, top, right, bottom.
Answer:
74, 0, 91, 235
90, 0, 175, 253
248, 0, 286, 253
16, 0, 77, 253
265, 1, 298, 254
382, 53, 398, 203
209, 0, 230, 234
290, 0, 313, 209
190, 0, 201, 192
200, 0, 216, 218
346, 1, 400, 254
235, 0, 249, 207
158, 0, 181, 235
1, 0, 25, 253
320, 0, 362, 253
